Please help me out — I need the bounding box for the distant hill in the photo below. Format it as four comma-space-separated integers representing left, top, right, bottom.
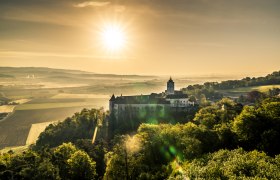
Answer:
0, 67, 156, 79
183, 70, 280, 91
0, 74, 14, 78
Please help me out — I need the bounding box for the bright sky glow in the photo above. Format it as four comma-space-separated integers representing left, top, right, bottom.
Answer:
0, 0, 280, 75
101, 24, 126, 52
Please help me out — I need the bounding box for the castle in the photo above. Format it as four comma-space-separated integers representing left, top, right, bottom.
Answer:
109, 77, 195, 118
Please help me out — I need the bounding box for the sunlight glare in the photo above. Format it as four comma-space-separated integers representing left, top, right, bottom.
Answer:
101, 24, 126, 52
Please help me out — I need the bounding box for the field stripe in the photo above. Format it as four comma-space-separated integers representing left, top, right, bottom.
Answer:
15, 102, 102, 110
26, 121, 58, 145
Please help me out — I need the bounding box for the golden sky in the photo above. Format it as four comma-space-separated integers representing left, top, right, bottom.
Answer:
0, 0, 280, 75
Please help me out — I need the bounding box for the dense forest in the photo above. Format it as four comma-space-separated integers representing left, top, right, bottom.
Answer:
1, 72, 280, 179
1, 95, 279, 179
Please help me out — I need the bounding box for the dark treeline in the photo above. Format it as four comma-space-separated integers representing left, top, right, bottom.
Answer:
184, 71, 280, 91
0, 108, 108, 179
182, 71, 280, 102
105, 97, 280, 179
0, 142, 99, 180
35, 108, 105, 148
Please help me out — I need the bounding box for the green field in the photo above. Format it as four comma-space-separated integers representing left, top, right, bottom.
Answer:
226, 85, 280, 93
219, 85, 280, 97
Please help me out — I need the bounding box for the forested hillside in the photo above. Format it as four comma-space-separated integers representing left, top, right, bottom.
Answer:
0, 96, 279, 179
1, 70, 280, 179
104, 97, 280, 179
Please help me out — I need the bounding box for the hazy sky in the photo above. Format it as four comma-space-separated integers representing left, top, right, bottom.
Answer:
0, 0, 280, 75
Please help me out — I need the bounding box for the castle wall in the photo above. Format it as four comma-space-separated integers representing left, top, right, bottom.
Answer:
166, 98, 195, 107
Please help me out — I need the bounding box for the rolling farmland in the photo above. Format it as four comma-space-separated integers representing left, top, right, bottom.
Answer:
26, 121, 58, 145
0, 105, 15, 113
0, 67, 278, 150
0, 96, 108, 148
0, 106, 96, 148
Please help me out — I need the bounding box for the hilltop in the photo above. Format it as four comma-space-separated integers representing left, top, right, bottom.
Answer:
0, 67, 156, 79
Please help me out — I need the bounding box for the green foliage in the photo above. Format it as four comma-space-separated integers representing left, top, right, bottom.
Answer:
32, 159, 61, 180
233, 98, 280, 155
179, 148, 280, 180
0, 150, 60, 180
194, 98, 242, 129
182, 84, 223, 102
246, 90, 267, 103
74, 139, 107, 178
215, 123, 237, 149
182, 70, 280, 101
67, 150, 97, 180
52, 143, 78, 178
105, 97, 280, 178
52, 143, 97, 179
268, 88, 280, 97
1, 94, 280, 179
35, 108, 106, 148
105, 123, 220, 179
0, 143, 97, 180
233, 106, 261, 142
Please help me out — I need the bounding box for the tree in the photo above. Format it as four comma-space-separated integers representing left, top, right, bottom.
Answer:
232, 98, 280, 155
0, 150, 60, 180
35, 108, 105, 148
181, 148, 280, 179
32, 159, 60, 180
67, 151, 97, 180
105, 135, 147, 180
75, 139, 107, 178
53, 143, 78, 178
246, 90, 266, 103
188, 95, 196, 103
232, 106, 264, 149
194, 98, 242, 129
199, 94, 207, 105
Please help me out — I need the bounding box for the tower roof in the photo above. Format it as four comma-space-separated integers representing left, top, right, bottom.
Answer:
109, 94, 115, 101
168, 77, 174, 83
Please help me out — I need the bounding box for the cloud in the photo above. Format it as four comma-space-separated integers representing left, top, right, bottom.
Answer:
74, 1, 110, 8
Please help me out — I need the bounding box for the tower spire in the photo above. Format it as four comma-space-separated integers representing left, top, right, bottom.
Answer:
167, 77, 175, 95
110, 94, 115, 101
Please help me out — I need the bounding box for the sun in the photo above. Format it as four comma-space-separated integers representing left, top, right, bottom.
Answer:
101, 24, 126, 52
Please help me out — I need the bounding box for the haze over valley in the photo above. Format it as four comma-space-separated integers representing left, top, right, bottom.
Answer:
1, 0, 280, 179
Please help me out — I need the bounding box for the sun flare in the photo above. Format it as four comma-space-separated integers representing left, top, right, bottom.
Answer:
101, 24, 126, 51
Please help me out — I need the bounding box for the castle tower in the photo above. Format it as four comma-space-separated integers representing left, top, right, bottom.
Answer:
167, 77, 175, 95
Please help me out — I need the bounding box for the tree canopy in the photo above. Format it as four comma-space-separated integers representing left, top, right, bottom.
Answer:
1, 96, 280, 179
